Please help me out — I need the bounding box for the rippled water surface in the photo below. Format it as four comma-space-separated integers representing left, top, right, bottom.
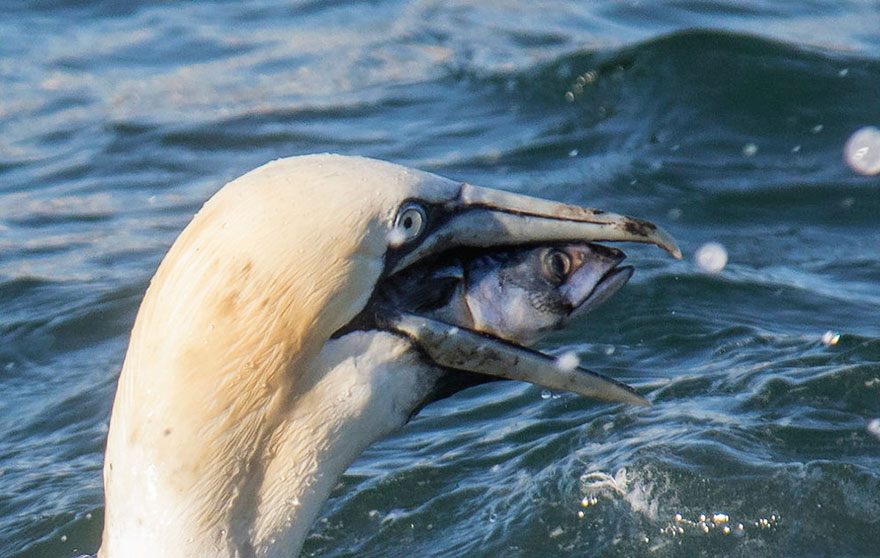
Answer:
2, 1, 880, 557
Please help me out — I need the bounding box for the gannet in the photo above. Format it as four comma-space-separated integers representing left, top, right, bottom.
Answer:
99, 154, 680, 558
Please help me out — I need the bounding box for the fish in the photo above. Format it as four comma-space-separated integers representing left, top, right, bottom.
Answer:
377, 242, 632, 347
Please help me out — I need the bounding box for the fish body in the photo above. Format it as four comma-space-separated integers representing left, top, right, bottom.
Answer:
379, 242, 632, 346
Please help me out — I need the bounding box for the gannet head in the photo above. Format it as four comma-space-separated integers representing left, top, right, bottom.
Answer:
100, 154, 679, 558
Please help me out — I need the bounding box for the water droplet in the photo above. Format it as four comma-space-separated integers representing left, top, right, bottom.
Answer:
540, 390, 551, 399
555, 351, 579, 372
742, 143, 758, 156
568, 149, 579, 157
838, 68, 849, 77
386, 228, 406, 247
60, 535, 67, 542
867, 418, 880, 439
844, 126, 880, 176
564, 91, 575, 102
488, 513, 497, 523
821, 331, 840, 345
812, 124, 824, 134
222, 222, 230, 229
694, 242, 728, 274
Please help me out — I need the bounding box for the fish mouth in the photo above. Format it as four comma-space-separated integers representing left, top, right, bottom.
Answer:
560, 243, 634, 323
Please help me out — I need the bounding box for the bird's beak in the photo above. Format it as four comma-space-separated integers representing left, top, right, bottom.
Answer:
381, 183, 681, 407
390, 183, 681, 275
383, 312, 651, 407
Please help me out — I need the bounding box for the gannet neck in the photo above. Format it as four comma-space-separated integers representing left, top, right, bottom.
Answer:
102, 329, 435, 558
248, 332, 440, 555
100, 155, 458, 557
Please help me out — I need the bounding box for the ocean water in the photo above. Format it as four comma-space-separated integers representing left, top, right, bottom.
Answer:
2, 1, 879, 556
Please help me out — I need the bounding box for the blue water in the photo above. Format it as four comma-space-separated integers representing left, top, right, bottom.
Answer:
2, 1, 880, 556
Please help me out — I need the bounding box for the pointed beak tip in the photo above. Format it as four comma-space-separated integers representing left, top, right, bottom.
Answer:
651, 226, 682, 260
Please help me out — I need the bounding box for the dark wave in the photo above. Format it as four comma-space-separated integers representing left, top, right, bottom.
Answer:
459, 29, 880, 186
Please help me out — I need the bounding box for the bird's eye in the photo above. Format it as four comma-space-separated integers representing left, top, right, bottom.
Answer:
392, 203, 426, 245
542, 249, 572, 285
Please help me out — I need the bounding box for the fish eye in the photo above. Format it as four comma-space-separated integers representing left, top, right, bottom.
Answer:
542, 249, 572, 285
393, 203, 426, 244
